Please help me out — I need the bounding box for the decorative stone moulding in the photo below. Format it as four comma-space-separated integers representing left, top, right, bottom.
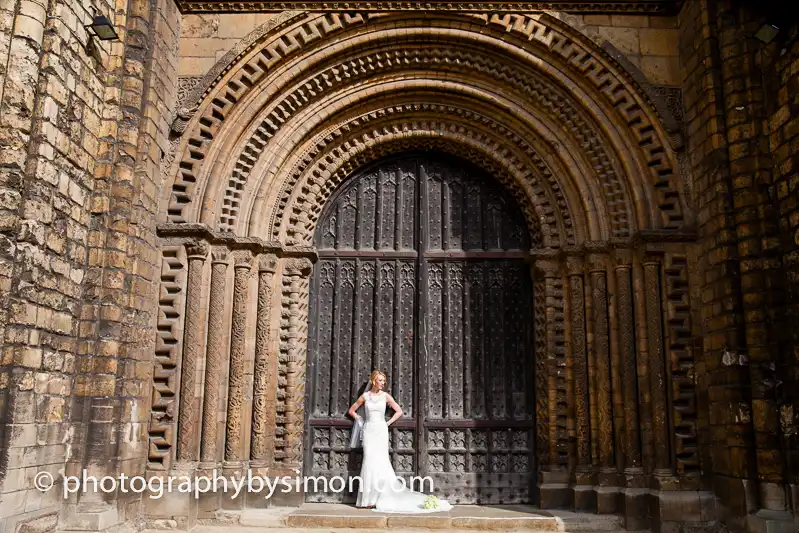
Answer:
156, 223, 317, 259
174, 1, 683, 14
162, 11, 691, 258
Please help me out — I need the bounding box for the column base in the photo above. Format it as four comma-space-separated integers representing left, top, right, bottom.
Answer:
571, 484, 596, 512
746, 510, 796, 533
61, 503, 120, 532
595, 485, 620, 514
141, 467, 200, 530
649, 489, 716, 533
539, 469, 571, 508
621, 487, 649, 530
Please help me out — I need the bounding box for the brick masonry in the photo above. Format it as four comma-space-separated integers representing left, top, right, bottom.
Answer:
0, 2, 797, 533
0, 0, 179, 531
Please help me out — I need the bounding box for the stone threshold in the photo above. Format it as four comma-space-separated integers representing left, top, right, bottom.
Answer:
183, 504, 628, 532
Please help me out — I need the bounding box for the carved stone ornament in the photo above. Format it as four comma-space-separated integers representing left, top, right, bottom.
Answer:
258, 254, 278, 273
566, 255, 584, 277
233, 249, 254, 268
780, 405, 795, 437
211, 246, 230, 263
284, 258, 313, 276
171, 104, 200, 135
185, 240, 209, 259
614, 248, 634, 267
586, 252, 608, 273
174, 1, 682, 14
532, 258, 561, 279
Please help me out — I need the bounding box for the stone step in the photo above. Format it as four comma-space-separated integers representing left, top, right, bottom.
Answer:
284, 503, 562, 530
218, 504, 625, 532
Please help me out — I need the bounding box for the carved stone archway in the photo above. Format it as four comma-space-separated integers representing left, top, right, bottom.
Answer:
150, 10, 700, 530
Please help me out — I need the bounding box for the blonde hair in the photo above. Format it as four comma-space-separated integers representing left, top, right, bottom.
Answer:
369, 370, 386, 389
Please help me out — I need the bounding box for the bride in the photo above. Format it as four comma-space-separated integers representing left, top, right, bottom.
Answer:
347, 370, 453, 513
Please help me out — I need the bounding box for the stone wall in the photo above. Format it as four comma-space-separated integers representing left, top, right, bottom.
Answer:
679, 0, 797, 530
0, 0, 180, 531
578, 14, 681, 86
175, 12, 680, 87
178, 14, 276, 76
762, 10, 799, 524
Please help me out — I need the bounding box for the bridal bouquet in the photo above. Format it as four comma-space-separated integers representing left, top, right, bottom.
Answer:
423, 495, 440, 510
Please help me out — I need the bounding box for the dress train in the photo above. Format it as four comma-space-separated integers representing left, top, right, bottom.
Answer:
355, 391, 453, 513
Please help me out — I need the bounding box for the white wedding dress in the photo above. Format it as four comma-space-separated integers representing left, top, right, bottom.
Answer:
356, 391, 453, 513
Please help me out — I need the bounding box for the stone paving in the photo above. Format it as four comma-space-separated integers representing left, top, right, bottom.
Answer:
172, 505, 627, 533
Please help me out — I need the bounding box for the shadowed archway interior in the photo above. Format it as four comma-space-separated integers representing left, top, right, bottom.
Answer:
305, 152, 536, 504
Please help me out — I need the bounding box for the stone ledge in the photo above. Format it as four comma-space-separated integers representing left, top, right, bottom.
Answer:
282, 503, 565, 531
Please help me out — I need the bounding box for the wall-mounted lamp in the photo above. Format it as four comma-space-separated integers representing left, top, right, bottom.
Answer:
84, 10, 120, 61
754, 23, 780, 44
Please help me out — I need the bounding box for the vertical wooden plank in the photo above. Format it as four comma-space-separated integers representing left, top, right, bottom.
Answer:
360, 172, 377, 249
417, 158, 429, 477
335, 260, 354, 416
428, 262, 444, 419
468, 263, 485, 419
448, 263, 464, 419
399, 261, 415, 416
377, 261, 396, 377
316, 261, 335, 417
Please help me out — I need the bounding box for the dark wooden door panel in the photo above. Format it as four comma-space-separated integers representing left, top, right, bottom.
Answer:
306, 153, 534, 504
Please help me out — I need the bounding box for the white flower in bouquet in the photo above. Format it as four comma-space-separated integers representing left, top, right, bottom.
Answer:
423, 495, 439, 510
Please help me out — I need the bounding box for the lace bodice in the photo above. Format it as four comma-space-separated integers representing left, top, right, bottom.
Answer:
362, 392, 387, 423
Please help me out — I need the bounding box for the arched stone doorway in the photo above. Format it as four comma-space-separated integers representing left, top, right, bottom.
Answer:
304, 153, 536, 504
152, 11, 701, 529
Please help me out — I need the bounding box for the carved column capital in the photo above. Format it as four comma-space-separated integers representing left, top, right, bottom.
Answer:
614, 248, 634, 268
186, 240, 209, 259
258, 254, 278, 273
211, 246, 230, 264
584, 241, 609, 272
532, 258, 561, 279
586, 252, 609, 273
285, 258, 312, 276
566, 255, 584, 277
641, 253, 663, 267
232, 249, 254, 269
530, 249, 561, 279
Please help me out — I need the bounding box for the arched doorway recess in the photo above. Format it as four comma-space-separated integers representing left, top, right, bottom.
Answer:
152, 11, 699, 530
305, 153, 536, 504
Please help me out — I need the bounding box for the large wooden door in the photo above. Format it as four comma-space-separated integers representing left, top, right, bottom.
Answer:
305, 153, 535, 504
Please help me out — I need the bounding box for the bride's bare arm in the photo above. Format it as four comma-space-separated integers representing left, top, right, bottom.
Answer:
348, 395, 365, 420
385, 394, 403, 426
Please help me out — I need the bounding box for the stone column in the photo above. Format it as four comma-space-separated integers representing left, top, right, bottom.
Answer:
614, 249, 642, 469
251, 254, 277, 468
534, 254, 569, 508
177, 240, 209, 463
283, 258, 313, 468
199, 247, 229, 466
632, 257, 653, 474
615, 249, 647, 528
643, 255, 671, 476
587, 250, 616, 512
606, 253, 625, 473
225, 250, 254, 467
566, 255, 592, 510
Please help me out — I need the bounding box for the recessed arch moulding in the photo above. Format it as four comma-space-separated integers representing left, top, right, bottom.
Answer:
151, 10, 706, 529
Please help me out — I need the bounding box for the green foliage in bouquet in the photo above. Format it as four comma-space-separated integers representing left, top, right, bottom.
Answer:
423, 495, 440, 510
